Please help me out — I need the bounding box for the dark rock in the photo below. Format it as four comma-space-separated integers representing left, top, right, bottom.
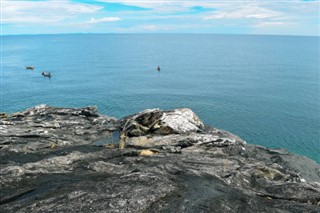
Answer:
0, 105, 119, 153
0, 106, 319, 212
0, 113, 8, 119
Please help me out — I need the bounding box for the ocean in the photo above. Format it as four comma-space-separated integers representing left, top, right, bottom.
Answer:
1, 34, 319, 162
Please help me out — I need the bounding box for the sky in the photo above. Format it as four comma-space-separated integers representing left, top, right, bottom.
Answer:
1, 0, 319, 36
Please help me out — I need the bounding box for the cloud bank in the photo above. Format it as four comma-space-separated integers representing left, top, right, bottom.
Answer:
1, 0, 319, 35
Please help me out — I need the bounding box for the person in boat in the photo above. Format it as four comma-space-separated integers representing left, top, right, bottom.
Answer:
157, 66, 160, 71
25, 66, 34, 70
42, 72, 51, 78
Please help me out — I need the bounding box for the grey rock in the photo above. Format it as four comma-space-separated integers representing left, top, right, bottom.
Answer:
161, 145, 182, 153
0, 105, 119, 153
0, 106, 319, 212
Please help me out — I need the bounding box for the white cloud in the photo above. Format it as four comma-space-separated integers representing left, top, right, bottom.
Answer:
98, 0, 173, 9
254, 21, 292, 28
142, 25, 157, 30
204, 5, 282, 20
97, 0, 222, 13
1, 0, 318, 35
86, 17, 121, 24
2, 0, 102, 24
97, 0, 240, 9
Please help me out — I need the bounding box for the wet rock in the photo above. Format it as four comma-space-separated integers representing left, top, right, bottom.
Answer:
0, 106, 319, 212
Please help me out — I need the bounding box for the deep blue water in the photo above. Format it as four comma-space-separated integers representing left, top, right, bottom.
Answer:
1, 34, 319, 162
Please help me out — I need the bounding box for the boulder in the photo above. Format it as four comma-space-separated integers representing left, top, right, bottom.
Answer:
121, 108, 205, 137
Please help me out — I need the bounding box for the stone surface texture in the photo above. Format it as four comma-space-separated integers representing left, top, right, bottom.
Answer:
0, 105, 319, 212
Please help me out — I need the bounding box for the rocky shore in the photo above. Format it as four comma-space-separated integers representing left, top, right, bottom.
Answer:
0, 105, 319, 212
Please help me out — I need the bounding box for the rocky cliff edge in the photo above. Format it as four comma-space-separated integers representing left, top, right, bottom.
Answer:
0, 105, 319, 212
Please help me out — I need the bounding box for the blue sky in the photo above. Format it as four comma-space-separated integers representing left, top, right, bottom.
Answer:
1, 0, 319, 35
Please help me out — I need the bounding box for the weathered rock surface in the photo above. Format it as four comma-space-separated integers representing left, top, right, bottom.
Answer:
0, 105, 319, 212
121, 108, 204, 137
0, 104, 118, 153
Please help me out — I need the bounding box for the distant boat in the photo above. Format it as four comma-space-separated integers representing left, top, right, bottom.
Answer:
42, 72, 51, 78
25, 66, 34, 70
157, 66, 160, 71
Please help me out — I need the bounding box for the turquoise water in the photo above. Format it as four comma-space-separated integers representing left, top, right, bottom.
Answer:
1, 34, 319, 162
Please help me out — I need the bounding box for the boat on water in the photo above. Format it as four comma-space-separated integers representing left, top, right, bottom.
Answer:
25, 66, 34, 70
42, 72, 51, 78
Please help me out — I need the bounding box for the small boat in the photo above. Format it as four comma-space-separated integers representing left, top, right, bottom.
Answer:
25, 66, 34, 70
157, 66, 160, 71
42, 72, 51, 78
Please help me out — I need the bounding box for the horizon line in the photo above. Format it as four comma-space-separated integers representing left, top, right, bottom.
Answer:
1, 32, 319, 37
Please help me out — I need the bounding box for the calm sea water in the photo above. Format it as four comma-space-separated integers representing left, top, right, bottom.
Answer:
1, 34, 319, 162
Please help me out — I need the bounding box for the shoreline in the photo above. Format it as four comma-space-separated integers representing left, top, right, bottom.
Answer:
1, 105, 319, 164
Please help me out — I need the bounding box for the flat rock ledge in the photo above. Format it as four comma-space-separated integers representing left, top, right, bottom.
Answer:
0, 105, 319, 213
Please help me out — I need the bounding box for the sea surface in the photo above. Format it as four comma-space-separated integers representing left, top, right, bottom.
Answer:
1, 34, 319, 162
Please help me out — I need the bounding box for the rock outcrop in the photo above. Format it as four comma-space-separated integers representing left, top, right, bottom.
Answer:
120, 108, 204, 137
0, 104, 118, 153
0, 105, 319, 212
